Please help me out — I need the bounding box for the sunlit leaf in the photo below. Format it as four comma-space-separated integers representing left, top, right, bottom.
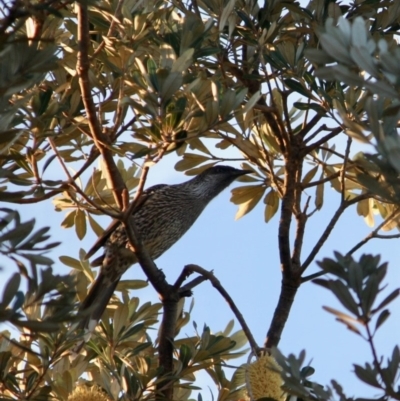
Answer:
74, 209, 87, 240
231, 185, 265, 220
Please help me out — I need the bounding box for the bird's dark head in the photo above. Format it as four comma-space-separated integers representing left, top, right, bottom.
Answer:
189, 165, 251, 199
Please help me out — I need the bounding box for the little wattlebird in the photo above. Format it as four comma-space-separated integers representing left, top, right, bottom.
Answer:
79, 165, 251, 329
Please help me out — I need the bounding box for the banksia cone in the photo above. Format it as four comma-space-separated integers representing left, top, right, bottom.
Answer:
68, 386, 111, 401
246, 354, 285, 401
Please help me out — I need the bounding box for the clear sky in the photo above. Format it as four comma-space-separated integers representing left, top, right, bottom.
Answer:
1, 151, 398, 398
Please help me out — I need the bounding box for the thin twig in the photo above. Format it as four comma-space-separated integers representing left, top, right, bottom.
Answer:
365, 320, 400, 398
183, 264, 260, 353
298, 114, 323, 140
301, 171, 341, 189
341, 137, 352, 202
301, 270, 325, 283
1, 188, 66, 204
302, 208, 400, 283
178, 276, 208, 295
292, 197, 310, 269
303, 123, 328, 144
281, 91, 294, 138
300, 193, 372, 274
123, 163, 150, 215
346, 208, 400, 256
303, 127, 342, 154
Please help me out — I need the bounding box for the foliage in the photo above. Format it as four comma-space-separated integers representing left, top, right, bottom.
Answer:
0, 0, 400, 400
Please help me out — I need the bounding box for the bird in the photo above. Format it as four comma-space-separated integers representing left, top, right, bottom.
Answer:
79, 165, 251, 329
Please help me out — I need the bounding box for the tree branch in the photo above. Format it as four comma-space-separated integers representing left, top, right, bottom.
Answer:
264, 280, 298, 348
303, 127, 342, 154
300, 171, 341, 189
346, 208, 400, 256
76, 2, 126, 210
123, 218, 178, 399
298, 114, 323, 139
182, 264, 260, 353
300, 193, 372, 275
341, 136, 352, 203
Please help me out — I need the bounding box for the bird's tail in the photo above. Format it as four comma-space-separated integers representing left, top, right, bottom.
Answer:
78, 272, 119, 330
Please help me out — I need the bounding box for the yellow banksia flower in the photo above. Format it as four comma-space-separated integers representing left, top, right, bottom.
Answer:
68, 386, 111, 401
246, 354, 285, 401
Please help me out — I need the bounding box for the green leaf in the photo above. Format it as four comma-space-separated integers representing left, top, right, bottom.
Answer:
375, 309, 390, 331
264, 190, 279, 223
160, 71, 183, 102
175, 154, 210, 171
87, 214, 104, 237
179, 344, 192, 368
172, 48, 194, 73
231, 185, 265, 220
315, 174, 324, 209
116, 280, 148, 291
1, 273, 20, 308
243, 90, 261, 114
322, 306, 362, 334
0, 219, 35, 247
0, 130, 22, 145
59, 255, 82, 270
120, 323, 146, 341
371, 288, 400, 313
302, 166, 318, 185
284, 79, 312, 99
357, 164, 397, 201
219, 0, 235, 31
353, 364, 380, 388
147, 58, 159, 92
26, 372, 39, 392
74, 209, 86, 240
61, 211, 76, 229
327, 280, 360, 316
21, 253, 54, 266
293, 102, 326, 114
11, 319, 60, 332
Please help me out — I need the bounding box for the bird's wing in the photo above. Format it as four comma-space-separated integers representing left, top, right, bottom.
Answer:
85, 184, 168, 260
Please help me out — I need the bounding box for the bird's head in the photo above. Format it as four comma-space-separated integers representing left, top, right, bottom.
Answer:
189, 165, 252, 199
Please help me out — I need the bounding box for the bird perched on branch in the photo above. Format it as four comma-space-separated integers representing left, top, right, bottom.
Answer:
79, 165, 251, 328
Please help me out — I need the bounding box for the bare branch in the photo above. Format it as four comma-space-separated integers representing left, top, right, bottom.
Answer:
302, 123, 329, 144
291, 198, 309, 269
346, 208, 400, 256
178, 276, 208, 295
0, 188, 67, 204
264, 280, 299, 349
300, 193, 372, 274
341, 137, 352, 202
301, 270, 326, 283
183, 264, 260, 353
123, 163, 149, 216
365, 319, 400, 399
301, 171, 341, 189
281, 91, 294, 138
299, 113, 323, 139
303, 127, 342, 154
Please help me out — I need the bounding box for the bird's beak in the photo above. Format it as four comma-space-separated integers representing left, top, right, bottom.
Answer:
235, 169, 253, 176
